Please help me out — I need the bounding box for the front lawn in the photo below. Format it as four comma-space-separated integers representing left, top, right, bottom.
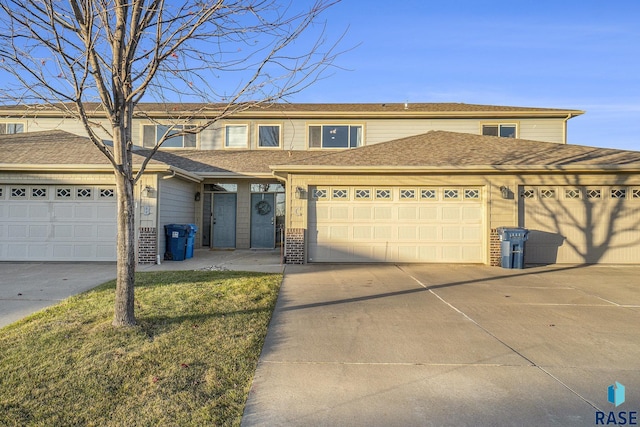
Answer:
0, 270, 282, 426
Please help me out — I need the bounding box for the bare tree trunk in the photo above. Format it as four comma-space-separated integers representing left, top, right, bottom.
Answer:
113, 172, 136, 327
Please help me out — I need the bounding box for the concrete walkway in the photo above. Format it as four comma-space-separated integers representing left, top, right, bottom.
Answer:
242, 264, 640, 426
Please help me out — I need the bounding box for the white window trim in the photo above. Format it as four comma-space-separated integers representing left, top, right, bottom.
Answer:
480, 122, 519, 138
256, 123, 283, 150
306, 123, 365, 150
224, 123, 250, 149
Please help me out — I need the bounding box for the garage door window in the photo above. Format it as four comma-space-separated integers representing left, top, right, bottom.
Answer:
444, 189, 459, 199
540, 189, 556, 199
57, 188, 72, 199
31, 188, 47, 198
355, 189, 371, 200
421, 189, 437, 200
77, 188, 92, 199
375, 189, 391, 199
565, 189, 581, 199
100, 189, 115, 198
332, 189, 348, 199
312, 188, 327, 199
587, 189, 601, 199
400, 189, 416, 199
11, 188, 26, 198
464, 189, 480, 199
611, 189, 626, 199
633, 189, 640, 199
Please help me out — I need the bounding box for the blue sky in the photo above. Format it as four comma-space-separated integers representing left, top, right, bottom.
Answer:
288, 0, 640, 150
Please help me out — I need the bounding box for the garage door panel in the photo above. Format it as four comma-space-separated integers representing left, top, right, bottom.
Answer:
419, 207, 438, 220
97, 205, 116, 219
374, 207, 392, 220
309, 186, 484, 263
398, 207, 417, 220
29, 205, 49, 218
29, 225, 49, 238
0, 185, 117, 261
8, 225, 27, 238
330, 207, 349, 220
9, 205, 27, 218
54, 225, 74, 238
353, 207, 371, 220
54, 205, 73, 219
75, 206, 94, 219
442, 207, 461, 220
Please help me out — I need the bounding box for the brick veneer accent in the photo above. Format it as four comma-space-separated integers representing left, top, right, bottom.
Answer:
285, 228, 305, 264
490, 228, 501, 267
138, 227, 157, 264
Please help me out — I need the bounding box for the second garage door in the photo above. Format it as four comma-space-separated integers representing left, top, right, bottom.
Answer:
308, 186, 484, 263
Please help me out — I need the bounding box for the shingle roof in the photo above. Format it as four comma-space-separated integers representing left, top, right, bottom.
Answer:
149, 149, 318, 174
0, 130, 317, 175
4, 130, 639, 176
273, 131, 640, 169
0, 130, 169, 168
0, 102, 583, 118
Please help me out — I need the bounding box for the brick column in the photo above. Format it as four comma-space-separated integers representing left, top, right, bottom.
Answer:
285, 228, 305, 264
489, 228, 501, 267
138, 227, 157, 264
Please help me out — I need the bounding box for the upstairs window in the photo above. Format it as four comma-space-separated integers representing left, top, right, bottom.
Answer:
0, 123, 24, 134
309, 125, 362, 149
482, 124, 517, 138
143, 124, 196, 148
225, 124, 249, 148
257, 125, 281, 148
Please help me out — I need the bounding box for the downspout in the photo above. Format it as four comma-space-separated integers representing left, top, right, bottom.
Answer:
562, 114, 572, 144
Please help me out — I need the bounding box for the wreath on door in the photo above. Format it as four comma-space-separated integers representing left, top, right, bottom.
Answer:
255, 200, 272, 215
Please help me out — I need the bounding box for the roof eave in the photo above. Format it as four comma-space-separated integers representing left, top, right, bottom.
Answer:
270, 164, 640, 174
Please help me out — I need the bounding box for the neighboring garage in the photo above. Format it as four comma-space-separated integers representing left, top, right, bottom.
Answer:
308, 185, 484, 263
521, 185, 640, 264
0, 184, 117, 261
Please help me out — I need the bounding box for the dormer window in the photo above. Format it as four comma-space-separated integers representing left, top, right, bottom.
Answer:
308, 125, 363, 149
482, 124, 517, 138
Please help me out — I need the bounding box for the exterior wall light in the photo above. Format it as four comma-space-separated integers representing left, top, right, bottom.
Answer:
295, 186, 307, 199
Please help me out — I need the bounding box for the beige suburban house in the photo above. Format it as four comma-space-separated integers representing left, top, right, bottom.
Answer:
1, 102, 639, 265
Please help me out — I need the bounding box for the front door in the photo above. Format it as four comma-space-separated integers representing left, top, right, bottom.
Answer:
212, 193, 237, 248
251, 193, 275, 248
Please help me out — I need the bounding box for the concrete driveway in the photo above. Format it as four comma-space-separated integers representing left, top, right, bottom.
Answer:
242, 264, 640, 426
0, 263, 116, 329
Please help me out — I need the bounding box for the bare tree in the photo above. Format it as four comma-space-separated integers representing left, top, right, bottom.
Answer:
0, 0, 343, 326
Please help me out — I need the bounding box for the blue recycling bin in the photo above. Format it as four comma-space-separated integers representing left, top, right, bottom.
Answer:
185, 224, 198, 259
498, 227, 529, 269
164, 224, 189, 261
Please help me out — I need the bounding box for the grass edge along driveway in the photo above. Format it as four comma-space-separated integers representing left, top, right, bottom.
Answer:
0, 270, 282, 427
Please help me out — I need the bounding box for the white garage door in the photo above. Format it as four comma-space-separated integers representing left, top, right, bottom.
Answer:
521, 186, 640, 264
308, 186, 484, 263
0, 185, 117, 261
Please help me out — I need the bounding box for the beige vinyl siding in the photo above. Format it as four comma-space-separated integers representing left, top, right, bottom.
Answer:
24, 117, 113, 141
235, 182, 251, 249
517, 119, 565, 143
158, 177, 197, 257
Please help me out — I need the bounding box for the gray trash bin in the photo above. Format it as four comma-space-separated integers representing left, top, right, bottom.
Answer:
498, 227, 529, 269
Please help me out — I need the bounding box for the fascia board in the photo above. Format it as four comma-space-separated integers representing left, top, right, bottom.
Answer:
194, 172, 275, 179
269, 164, 640, 174
0, 108, 585, 120
0, 163, 203, 182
